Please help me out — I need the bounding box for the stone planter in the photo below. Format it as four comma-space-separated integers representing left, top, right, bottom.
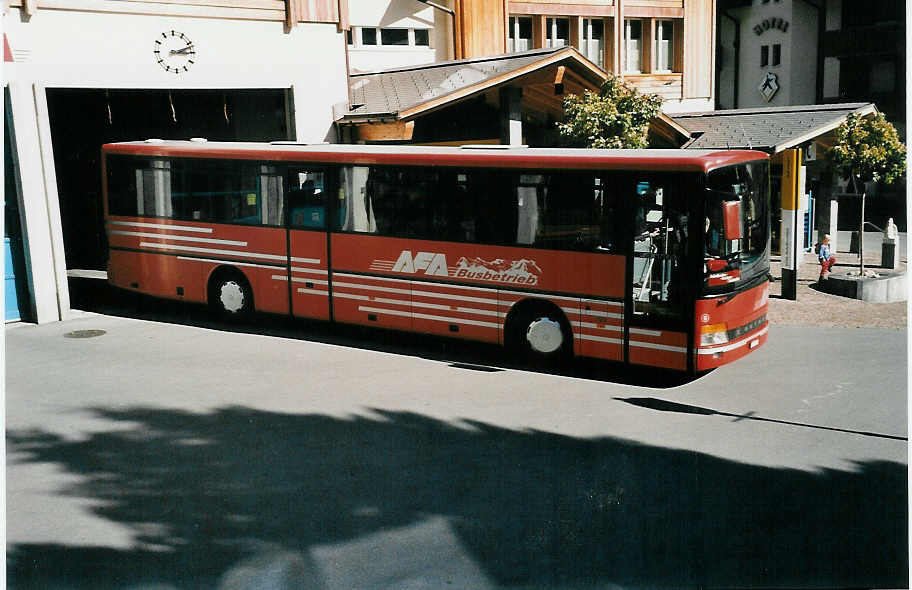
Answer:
817, 270, 907, 302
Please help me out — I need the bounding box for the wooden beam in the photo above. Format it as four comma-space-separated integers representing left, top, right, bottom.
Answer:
354, 121, 415, 142
554, 64, 565, 95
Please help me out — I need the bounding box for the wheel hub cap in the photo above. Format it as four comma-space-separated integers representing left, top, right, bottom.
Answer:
219, 281, 245, 313
526, 317, 563, 354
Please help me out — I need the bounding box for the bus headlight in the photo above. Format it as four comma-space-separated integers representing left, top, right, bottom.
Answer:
700, 323, 729, 346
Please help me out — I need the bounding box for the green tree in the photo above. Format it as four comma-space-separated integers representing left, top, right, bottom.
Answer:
557, 75, 663, 149
829, 112, 906, 275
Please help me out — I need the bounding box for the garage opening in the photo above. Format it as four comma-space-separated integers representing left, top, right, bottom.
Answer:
46, 88, 293, 271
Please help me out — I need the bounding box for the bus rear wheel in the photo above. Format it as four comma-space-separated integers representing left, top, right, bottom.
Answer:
209, 270, 252, 318
507, 304, 572, 364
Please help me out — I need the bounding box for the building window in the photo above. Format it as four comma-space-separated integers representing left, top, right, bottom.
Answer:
546, 17, 570, 48
655, 19, 674, 72
508, 16, 533, 53
870, 59, 896, 93
772, 44, 781, 66
581, 18, 605, 68
380, 28, 409, 46
624, 19, 643, 73
760, 45, 769, 67
350, 27, 432, 49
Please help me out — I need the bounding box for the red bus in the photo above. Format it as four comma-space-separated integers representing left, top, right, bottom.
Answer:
102, 141, 770, 372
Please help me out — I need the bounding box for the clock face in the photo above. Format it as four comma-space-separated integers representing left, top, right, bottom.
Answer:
154, 30, 196, 74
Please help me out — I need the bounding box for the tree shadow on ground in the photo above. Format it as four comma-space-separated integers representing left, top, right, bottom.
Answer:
7, 406, 908, 589
67, 278, 699, 388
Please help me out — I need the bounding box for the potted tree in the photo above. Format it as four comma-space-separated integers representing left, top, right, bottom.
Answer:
828, 112, 906, 276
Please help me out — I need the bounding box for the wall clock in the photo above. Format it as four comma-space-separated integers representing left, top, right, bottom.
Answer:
154, 30, 196, 74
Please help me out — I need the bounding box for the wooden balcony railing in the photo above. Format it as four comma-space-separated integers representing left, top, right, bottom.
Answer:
4, 0, 348, 29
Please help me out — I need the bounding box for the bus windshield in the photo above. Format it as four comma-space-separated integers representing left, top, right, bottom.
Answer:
703, 161, 769, 293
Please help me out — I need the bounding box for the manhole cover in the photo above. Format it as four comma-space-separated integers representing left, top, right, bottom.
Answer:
63, 329, 107, 339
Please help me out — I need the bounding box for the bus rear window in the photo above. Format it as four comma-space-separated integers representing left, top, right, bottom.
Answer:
106, 155, 285, 226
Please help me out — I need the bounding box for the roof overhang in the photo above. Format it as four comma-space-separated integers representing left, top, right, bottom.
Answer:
775, 103, 877, 153
338, 47, 691, 146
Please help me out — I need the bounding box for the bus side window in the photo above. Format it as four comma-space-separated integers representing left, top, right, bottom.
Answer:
337, 166, 374, 233
106, 156, 141, 217
288, 170, 325, 229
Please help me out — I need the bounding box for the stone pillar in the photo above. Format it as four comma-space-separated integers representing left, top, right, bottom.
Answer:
882, 218, 899, 269
818, 198, 839, 253
6, 82, 70, 323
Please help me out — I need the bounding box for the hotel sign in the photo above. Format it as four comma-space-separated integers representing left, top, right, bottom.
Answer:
753, 18, 789, 35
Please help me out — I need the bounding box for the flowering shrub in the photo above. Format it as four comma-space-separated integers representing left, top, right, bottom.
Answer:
557, 75, 663, 149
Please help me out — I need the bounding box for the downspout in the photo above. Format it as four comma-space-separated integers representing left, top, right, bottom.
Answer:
415, 0, 458, 60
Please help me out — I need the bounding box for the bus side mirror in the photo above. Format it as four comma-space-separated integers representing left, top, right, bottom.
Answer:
723, 201, 742, 241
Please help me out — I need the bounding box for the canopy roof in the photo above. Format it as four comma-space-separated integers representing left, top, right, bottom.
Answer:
673, 103, 877, 153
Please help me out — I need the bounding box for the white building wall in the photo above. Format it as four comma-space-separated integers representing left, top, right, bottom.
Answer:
3, 8, 349, 322
731, 0, 819, 108
787, 0, 818, 106
347, 0, 448, 72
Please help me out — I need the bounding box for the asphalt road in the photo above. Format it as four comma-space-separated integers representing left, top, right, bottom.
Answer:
5, 289, 908, 589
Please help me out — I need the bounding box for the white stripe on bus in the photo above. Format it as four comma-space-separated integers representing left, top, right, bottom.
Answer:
456, 307, 505, 318
290, 256, 321, 264
290, 277, 329, 285
334, 292, 369, 301
579, 308, 624, 320
579, 334, 624, 345
110, 230, 248, 247
697, 326, 769, 355
108, 220, 213, 233
336, 290, 501, 318
296, 289, 329, 296
291, 267, 328, 275
581, 298, 624, 309
333, 280, 411, 296
411, 288, 500, 306
176, 256, 281, 270
573, 321, 623, 332
629, 341, 687, 353
139, 242, 286, 261
629, 327, 663, 337
357, 306, 501, 329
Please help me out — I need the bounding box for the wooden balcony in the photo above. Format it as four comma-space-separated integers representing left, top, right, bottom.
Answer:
5, 0, 345, 26
622, 73, 683, 101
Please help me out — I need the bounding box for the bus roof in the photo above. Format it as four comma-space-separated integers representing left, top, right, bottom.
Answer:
102, 141, 768, 174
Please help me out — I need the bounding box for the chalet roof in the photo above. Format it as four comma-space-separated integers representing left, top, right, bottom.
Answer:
337, 47, 607, 122
342, 48, 561, 120
335, 47, 691, 144
672, 103, 877, 153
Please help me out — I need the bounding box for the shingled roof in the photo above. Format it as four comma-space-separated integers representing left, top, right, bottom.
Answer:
337, 47, 608, 123
673, 103, 877, 153
342, 48, 565, 121
335, 47, 691, 145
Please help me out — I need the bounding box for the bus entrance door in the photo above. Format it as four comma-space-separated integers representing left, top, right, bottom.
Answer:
287, 169, 330, 320
625, 180, 689, 371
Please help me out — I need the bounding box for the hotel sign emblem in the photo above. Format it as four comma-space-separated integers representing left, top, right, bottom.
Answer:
758, 72, 779, 102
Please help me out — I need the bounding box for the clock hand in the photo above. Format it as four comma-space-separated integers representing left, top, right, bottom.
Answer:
170, 46, 194, 55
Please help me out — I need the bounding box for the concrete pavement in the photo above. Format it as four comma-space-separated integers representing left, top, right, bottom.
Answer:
5, 289, 908, 589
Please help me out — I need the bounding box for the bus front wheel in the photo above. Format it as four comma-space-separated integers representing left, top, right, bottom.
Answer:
209, 270, 252, 318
